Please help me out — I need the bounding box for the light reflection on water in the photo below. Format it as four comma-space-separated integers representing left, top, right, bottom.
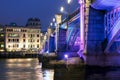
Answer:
0, 58, 54, 80
1, 58, 120, 80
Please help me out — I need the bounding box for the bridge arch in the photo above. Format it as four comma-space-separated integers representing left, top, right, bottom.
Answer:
104, 7, 120, 53
105, 18, 120, 53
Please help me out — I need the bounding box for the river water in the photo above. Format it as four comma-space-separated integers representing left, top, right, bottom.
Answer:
0, 58, 120, 80
0, 58, 54, 80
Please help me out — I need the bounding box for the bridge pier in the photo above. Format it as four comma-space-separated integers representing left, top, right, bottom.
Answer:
86, 53, 120, 67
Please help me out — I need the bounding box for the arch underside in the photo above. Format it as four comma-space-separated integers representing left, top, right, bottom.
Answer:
105, 18, 120, 53
91, 0, 120, 11
91, 0, 120, 53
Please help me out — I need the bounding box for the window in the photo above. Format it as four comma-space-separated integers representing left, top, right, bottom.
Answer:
37, 34, 39, 37
23, 45, 25, 48
37, 39, 39, 42
7, 29, 13, 32
23, 39, 26, 42
13, 39, 15, 42
1, 44, 4, 47
8, 33, 19, 37
23, 34, 26, 37
17, 44, 19, 47
0, 34, 4, 37
0, 28, 3, 32
37, 44, 39, 48
8, 39, 10, 42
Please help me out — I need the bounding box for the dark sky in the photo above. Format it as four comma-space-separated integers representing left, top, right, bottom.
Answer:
0, 0, 79, 31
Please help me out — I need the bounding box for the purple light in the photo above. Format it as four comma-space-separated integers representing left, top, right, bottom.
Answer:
79, 0, 85, 51
78, 0, 84, 4
64, 54, 68, 59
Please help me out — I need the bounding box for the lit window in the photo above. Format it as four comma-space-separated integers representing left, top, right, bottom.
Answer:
1, 44, 4, 47
0, 28, 3, 32
0, 34, 4, 37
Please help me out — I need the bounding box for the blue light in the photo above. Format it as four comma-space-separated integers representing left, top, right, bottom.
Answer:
46, 51, 49, 53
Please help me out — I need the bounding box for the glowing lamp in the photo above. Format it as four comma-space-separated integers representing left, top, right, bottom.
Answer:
46, 51, 49, 53
64, 54, 68, 59
67, 0, 71, 4
60, 6, 64, 12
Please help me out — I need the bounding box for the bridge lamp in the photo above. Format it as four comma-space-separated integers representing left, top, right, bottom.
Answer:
67, 0, 71, 4
53, 18, 56, 22
50, 22, 53, 26
60, 6, 64, 12
54, 23, 57, 27
64, 54, 68, 59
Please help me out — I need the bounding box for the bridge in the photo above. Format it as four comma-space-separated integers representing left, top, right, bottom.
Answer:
43, 0, 120, 66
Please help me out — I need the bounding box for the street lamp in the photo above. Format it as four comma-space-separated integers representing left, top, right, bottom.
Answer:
64, 54, 68, 67
59, 0, 72, 51
50, 22, 53, 27
67, 0, 71, 4
60, 6, 64, 13
53, 18, 56, 22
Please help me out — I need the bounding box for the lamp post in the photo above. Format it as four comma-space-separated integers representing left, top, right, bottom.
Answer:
64, 54, 68, 68
67, 0, 71, 4
77, 0, 86, 62
60, 6, 64, 13
67, 0, 71, 15
60, 0, 72, 51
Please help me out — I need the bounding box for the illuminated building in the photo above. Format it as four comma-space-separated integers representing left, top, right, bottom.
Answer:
4, 18, 41, 52
0, 25, 5, 52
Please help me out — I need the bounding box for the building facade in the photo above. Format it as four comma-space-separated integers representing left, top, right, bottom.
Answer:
5, 27, 41, 52
0, 18, 41, 52
0, 25, 5, 52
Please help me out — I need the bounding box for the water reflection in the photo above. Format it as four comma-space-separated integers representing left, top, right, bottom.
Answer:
1, 58, 120, 80
54, 66, 85, 80
0, 58, 54, 80
85, 66, 120, 80
54, 66, 120, 80
43, 69, 54, 80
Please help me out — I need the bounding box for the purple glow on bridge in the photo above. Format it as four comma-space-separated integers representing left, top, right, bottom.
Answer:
74, 37, 80, 46
79, 0, 85, 51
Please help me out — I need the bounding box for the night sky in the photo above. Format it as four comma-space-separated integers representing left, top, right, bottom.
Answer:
0, 0, 79, 31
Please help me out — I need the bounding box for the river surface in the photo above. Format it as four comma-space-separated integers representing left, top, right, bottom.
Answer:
0, 58, 120, 80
